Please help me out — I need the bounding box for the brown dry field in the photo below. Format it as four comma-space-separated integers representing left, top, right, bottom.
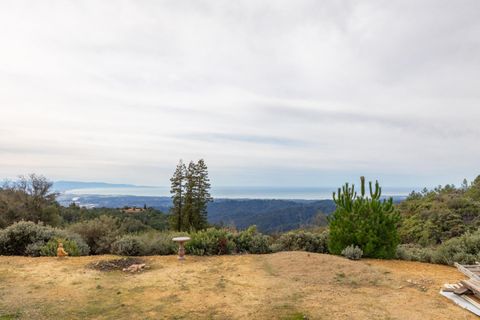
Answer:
0, 252, 476, 320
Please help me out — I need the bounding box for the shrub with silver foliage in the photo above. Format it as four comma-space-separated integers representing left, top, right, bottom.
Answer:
341, 245, 363, 260
112, 235, 145, 256
0, 221, 89, 256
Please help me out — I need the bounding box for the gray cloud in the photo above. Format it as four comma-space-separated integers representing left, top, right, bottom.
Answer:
258, 105, 479, 138
0, 0, 479, 187
177, 132, 308, 147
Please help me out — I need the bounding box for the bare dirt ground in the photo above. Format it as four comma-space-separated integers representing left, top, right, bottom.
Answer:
0, 252, 476, 320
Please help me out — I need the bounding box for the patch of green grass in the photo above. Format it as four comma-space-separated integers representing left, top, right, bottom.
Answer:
0, 270, 9, 281
369, 278, 380, 286
334, 272, 360, 287
262, 260, 278, 276
289, 292, 305, 302
272, 304, 309, 320
216, 276, 226, 289
161, 294, 181, 303
205, 307, 222, 319
129, 285, 146, 293
0, 311, 21, 320
334, 272, 346, 280
176, 277, 190, 291
71, 297, 131, 320
282, 312, 308, 320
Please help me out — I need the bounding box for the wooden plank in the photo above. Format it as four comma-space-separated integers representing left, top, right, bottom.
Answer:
454, 286, 470, 295
443, 283, 463, 292
463, 278, 480, 286
441, 291, 480, 316
462, 295, 480, 310
443, 285, 456, 292
461, 280, 480, 297
463, 266, 480, 272
455, 263, 480, 281
459, 265, 480, 271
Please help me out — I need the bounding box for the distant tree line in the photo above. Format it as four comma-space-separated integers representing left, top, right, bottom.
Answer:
0, 174, 169, 231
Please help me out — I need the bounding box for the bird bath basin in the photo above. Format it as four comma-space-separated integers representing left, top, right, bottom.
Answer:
172, 237, 191, 260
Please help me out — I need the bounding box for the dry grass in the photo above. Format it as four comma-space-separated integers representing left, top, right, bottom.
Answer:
0, 252, 476, 320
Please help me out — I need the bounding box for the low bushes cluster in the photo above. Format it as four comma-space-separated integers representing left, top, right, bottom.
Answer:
396, 230, 480, 265
186, 228, 236, 255
111, 231, 185, 256
185, 226, 271, 256
433, 231, 480, 265
111, 235, 145, 256
69, 216, 120, 254
0, 221, 89, 256
39, 238, 85, 257
0, 220, 280, 257
271, 230, 329, 253
0, 221, 336, 257
135, 231, 183, 255
234, 226, 271, 254
112, 227, 272, 256
395, 244, 435, 263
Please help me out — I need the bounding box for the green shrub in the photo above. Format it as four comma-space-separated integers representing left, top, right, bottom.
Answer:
0, 220, 89, 256
139, 231, 186, 255
397, 230, 480, 265
107, 231, 188, 256
341, 245, 363, 260
119, 218, 151, 234
69, 215, 120, 254
395, 244, 434, 263
0, 221, 54, 255
247, 234, 271, 254
112, 235, 145, 256
53, 229, 90, 256
24, 241, 46, 256
233, 226, 271, 254
432, 231, 480, 265
38, 238, 84, 256
272, 230, 329, 253
186, 228, 235, 255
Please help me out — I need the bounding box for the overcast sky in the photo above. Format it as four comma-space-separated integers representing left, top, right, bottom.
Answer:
0, 0, 479, 188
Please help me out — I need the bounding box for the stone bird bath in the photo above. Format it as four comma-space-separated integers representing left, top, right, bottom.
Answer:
172, 236, 191, 260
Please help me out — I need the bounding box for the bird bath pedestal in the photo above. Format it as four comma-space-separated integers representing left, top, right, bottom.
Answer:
172, 237, 191, 260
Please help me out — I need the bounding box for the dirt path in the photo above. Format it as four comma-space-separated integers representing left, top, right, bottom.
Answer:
0, 252, 475, 319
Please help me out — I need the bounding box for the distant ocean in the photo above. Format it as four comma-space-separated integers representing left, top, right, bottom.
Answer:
64, 186, 418, 200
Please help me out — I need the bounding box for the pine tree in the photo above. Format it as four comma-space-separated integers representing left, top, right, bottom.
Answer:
193, 159, 212, 230
169, 160, 186, 231
328, 176, 401, 259
183, 161, 197, 230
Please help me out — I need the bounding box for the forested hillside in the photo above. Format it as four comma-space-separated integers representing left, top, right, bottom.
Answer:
398, 177, 480, 246
394, 176, 480, 265
208, 199, 335, 233
58, 194, 336, 233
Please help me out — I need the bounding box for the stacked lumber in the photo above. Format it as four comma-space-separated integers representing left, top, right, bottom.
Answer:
440, 262, 480, 316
